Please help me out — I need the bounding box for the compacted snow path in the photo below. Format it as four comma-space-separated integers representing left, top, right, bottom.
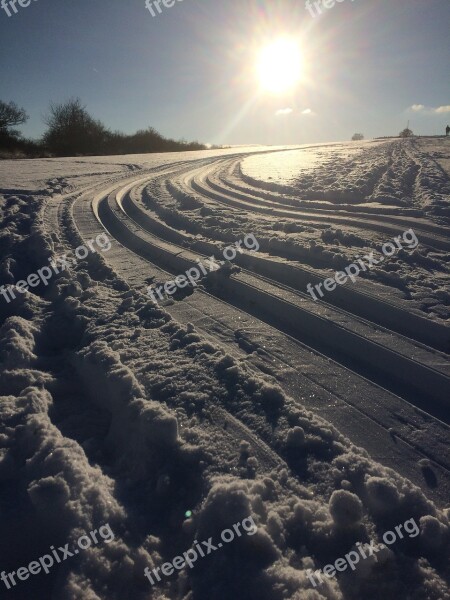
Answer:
67, 147, 450, 495
1, 140, 449, 600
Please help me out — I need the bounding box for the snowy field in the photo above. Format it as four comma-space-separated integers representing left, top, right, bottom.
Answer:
0, 138, 449, 600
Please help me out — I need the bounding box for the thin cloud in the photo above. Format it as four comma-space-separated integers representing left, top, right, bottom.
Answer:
301, 108, 315, 116
275, 108, 293, 116
407, 104, 450, 114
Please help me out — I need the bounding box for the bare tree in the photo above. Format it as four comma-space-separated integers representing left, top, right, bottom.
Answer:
0, 100, 28, 132
399, 128, 413, 138
351, 133, 364, 141
43, 98, 109, 156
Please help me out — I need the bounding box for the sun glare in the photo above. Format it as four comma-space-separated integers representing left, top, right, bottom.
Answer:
257, 38, 303, 95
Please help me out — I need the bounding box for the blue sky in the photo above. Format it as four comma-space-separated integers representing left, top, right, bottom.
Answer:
0, 0, 449, 145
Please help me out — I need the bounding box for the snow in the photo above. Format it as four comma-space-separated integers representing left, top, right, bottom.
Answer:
0, 138, 449, 599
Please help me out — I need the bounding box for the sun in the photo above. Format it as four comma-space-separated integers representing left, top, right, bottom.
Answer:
257, 37, 303, 95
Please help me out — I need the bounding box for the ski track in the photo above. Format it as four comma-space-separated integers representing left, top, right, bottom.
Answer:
2, 139, 450, 600
62, 142, 450, 504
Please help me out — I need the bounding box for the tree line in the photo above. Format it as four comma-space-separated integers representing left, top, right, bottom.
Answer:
0, 98, 212, 158
351, 128, 416, 141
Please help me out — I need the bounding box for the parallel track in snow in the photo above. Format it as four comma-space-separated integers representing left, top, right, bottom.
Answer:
140, 172, 450, 354
187, 160, 450, 251
56, 148, 450, 505
216, 156, 449, 233
90, 172, 450, 420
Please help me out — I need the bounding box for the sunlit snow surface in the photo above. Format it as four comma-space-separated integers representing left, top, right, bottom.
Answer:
0, 139, 449, 600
